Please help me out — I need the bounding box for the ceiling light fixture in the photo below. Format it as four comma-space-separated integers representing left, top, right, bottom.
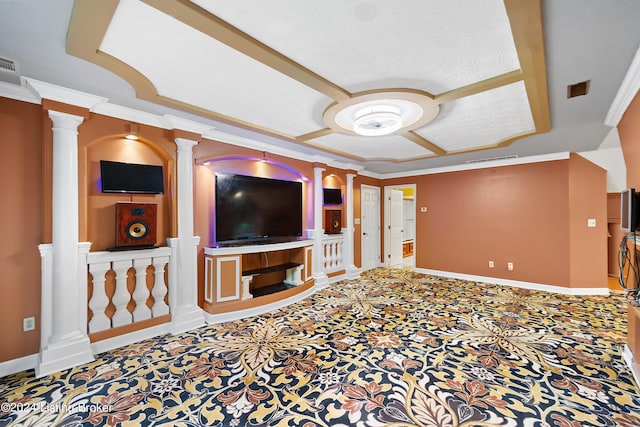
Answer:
124, 123, 139, 140
353, 105, 402, 136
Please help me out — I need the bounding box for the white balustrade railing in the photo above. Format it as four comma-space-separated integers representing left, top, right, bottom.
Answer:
86, 247, 174, 334
322, 234, 345, 274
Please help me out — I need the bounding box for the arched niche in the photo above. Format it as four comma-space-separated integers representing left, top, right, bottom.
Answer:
81, 133, 175, 251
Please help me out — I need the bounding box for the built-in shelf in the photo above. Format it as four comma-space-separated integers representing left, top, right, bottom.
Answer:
252, 282, 295, 297
243, 262, 301, 277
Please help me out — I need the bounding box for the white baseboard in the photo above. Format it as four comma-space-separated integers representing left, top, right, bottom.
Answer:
415, 268, 609, 295
90, 323, 174, 356
0, 353, 38, 378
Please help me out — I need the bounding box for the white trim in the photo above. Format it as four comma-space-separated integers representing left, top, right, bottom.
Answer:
0, 353, 38, 378
623, 344, 640, 389
381, 152, 571, 179
414, 268, 609, 295
204, 285, 318, 324
204, 256, 214, 303
605, 46, 640, 127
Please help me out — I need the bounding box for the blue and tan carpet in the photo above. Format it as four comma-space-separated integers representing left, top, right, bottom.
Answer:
1, 268, 640, 426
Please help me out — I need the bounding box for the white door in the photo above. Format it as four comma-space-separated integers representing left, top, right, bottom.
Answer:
388, 189, 404, 267
361, 185, 380, 270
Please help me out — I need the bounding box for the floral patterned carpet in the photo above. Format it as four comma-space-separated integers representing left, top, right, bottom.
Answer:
2, 268, 640, 426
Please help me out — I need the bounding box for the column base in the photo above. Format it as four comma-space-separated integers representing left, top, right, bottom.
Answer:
346, 266, 361, 279
170, 305, 205, 335
35, 334, 94, 378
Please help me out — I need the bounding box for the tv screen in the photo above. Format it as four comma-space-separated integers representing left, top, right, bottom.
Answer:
323, 188, 342, 205
215, 173, 303, 244
621, 188, 639, 232
100, 160, 164, 194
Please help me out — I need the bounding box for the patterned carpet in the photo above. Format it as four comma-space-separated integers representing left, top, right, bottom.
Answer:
2, 268, 640, 426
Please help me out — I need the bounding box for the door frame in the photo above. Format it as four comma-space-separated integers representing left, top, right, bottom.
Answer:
384, 183, 417, 268
360, 184, 381, 270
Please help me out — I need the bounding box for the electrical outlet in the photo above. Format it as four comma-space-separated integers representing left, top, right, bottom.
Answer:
420, 207, 427, 212
488, 260, 494, 268
507, 262, 514, 271
587, 218, 596, 227
23, 316, 35, 332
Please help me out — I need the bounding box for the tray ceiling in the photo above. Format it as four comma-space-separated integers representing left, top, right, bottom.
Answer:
67, 0, 549, 164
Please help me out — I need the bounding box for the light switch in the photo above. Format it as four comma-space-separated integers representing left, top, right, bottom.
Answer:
354, 218, 361, 225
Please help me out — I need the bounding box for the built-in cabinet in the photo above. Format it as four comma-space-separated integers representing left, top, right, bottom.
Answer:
203, 240, 313, 314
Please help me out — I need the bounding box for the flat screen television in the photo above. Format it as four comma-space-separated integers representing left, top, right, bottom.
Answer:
100, 160, 164, 194
621, 188, 639, 232
323, 188, 342, 205
215, 173, 303, 244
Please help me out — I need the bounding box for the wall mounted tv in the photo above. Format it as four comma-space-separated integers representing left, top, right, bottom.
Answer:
621, 188, 640, 232
215, 173, 303, 244
100, 160, 164, 194
323, 188, 342, 205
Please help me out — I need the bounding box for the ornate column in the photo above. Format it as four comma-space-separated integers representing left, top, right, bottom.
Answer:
312, 165, 329, 287
344, 172, 360, 278
170, 137, 204, 334
36, 110, 93, 378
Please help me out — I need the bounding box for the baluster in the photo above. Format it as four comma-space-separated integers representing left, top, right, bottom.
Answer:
151, 256, 170, 316
88, 261, 112, 333
111, 259, 133, 327
330, 242, 337, 269
336, 242, 343, 269
132, 258, 152, 322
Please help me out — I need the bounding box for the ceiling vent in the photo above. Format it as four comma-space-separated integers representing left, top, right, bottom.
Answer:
466, 155, 518, 164
567, 80, 590, 98
0, 56, 22, 85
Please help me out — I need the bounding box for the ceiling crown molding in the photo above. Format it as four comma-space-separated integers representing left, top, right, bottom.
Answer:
24, 77, 108, 110
605, 46, 640, 127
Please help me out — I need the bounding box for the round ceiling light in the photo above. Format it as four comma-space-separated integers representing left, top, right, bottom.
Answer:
353, 105, 402, 136
323, 89, 440, 137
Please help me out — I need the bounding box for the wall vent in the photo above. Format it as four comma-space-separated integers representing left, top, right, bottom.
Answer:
466, 155, 518, 164
0, 56, 21, 85
567, 80, 590, 98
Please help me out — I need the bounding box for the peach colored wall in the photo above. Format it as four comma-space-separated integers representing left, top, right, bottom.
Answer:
385, 161, 573, 286
618, 89, 640, 362
568, 153, 608, 288
0, 98, 43, 362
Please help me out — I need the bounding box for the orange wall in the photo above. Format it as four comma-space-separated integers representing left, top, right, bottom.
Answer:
0, 98, 43, 361
384, 158, 606, 287
568, 153, 608, 288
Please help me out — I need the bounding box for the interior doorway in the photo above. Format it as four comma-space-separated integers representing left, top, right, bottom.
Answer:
384, 184, 416, 269
361, 185, 381, 271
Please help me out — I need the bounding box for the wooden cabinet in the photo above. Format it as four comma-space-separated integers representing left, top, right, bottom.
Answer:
203, 240, 313, 315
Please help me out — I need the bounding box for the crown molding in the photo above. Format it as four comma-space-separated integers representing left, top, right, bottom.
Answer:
24, 77, 108, 110
605, 46, 640, 127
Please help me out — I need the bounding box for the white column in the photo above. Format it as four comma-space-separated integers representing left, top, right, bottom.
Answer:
171, 137, 204, 334
344, 173, 360, 278
312, 166, 329, 287
36, 110, 93, 378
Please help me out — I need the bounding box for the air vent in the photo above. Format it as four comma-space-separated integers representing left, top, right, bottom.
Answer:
0, 57, 17, 73
0, 56, 21, 85
567, 80, 590, 98
466, 155, 518, 164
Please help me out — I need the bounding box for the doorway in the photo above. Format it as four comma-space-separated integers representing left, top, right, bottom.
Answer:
384, 184, 416, 269
361, 185, 381, 271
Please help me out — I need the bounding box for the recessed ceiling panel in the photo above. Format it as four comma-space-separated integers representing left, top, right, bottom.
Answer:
99, 0, 327, 135
415, 81, 535, 152
313, 133, 434, 160
190, 0, 520, 93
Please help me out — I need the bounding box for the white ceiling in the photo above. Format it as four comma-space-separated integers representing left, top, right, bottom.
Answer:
0, 0, 639, 175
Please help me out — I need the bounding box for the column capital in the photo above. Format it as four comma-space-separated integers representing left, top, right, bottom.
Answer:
48, 110, 85, 128
174, 137, 198, 152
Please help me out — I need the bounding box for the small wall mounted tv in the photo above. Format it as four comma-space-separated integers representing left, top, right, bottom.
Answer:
100, 160, 164, 194
323, 188, 342, 205
621, 188, 640, 232
215, 173, 303, 244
